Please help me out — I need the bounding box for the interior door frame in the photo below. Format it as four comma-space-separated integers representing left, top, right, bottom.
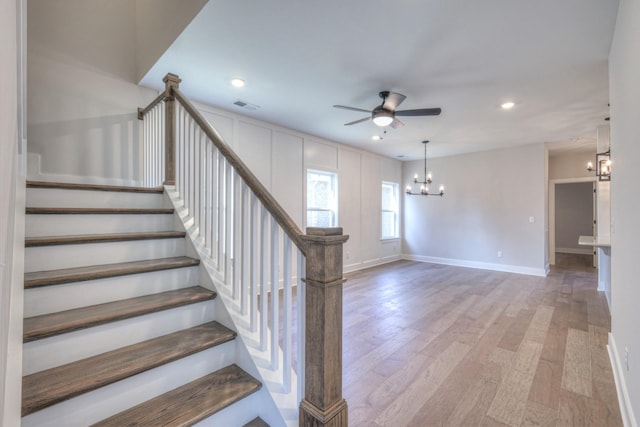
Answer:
548, 176, 596, 266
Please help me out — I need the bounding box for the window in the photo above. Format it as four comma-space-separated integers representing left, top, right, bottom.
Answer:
381, 181, 399, 238
307, 170, 338, 227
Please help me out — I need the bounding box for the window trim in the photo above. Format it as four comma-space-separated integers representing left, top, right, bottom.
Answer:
305, 168, 339, 228
381, 181, 400, 239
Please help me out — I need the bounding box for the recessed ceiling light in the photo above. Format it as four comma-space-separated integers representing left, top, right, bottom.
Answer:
231, 78, 245, 88
501, 101, 515, 110
372, 135, 382, 141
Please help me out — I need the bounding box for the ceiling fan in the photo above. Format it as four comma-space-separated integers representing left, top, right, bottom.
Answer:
334, 91, 441, 128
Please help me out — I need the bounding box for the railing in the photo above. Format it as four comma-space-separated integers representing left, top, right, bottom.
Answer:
139, 73, 348, 426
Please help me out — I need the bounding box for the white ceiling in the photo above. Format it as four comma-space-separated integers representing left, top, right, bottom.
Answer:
141, 0, 619, 161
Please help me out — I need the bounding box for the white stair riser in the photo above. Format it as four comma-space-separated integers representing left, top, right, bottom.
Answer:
23, 301, 218, 375
194, 389, 265, 427
27, 188, 167, 209
25, 238, 186, 272
21, 341, 237, 427
24, 266, 200, 317
26, 213, 177, 237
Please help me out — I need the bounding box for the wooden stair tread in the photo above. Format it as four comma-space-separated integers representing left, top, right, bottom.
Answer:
25, 231, 186, 247
24, 256, 200, 288
26, 207, 174, 215
22, 322, 237, 416
244, 417, 270, 427
27, 181, 164, 193
24, 287, 216, 342
91, 364, 261, 427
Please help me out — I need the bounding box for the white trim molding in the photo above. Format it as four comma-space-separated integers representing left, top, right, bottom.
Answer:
608, 333, 638, 427
555, 247, 594, 255
548, 176, 596, 266
402, 254, 547, 277
343, 255, 402, 274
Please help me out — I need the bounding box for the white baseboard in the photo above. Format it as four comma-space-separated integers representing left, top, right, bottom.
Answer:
27, 152, 142, 187
402, 254, 547, 277
343, 255, 401, 274
608, 333, 638, 427
556, 247, 594, 255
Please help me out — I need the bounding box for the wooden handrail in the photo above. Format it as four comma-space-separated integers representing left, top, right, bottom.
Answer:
137, 91, 167, 120
171, 87, 307, 255
138, 75, 349, 427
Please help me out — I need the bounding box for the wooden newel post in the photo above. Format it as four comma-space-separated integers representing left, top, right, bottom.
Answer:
300, 227, 349, 427
162, 73, 181, 186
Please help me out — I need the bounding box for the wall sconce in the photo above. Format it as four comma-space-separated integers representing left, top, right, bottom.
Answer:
587, 150, 611, 181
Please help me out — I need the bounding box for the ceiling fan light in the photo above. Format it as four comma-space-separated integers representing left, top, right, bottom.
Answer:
372, 110, 394, 127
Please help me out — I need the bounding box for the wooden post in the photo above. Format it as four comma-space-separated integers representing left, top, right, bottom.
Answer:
162, 73, 181, 186
300, 227, 349, 427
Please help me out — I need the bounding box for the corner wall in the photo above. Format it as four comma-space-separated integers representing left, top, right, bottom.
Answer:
402, 143, 547, 276
1, 0, 25, 424
609, 0, 640, 424
27, 0, 159, 186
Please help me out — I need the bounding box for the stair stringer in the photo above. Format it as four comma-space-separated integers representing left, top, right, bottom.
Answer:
165, 186, 298, 427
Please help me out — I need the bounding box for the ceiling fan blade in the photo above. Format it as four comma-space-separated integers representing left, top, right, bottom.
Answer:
344, 117, 370, 126
382, 92, 406, 111
390, 118, 405, 129
333, 105, 372, 113
396, 107, 442, 116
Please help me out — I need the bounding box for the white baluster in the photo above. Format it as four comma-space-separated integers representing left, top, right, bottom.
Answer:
297, 250, 306, 402
270, 218, 280, 369
250, 193, 259, 332
240, 181, 248, 314
216, 153, 224, 271
260, 206, 268, 351
224, 163, 233, 287
283, 236, 292, 392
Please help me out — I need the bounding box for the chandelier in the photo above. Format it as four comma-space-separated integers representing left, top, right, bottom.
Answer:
406, 140, 444, 196
586, 149, 611, 181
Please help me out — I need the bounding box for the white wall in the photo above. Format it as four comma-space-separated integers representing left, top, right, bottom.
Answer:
135, 0, 208, 82
27, 0, 158, 186
197, 102, 403, 272
609, 0, 640, 424
403, 143, 547, 276
554, 182, 593, 253
549, 150, 595, 180
0, 0, 25, 425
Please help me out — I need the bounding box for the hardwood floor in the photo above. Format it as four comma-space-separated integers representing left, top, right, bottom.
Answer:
342, 260, 621, 427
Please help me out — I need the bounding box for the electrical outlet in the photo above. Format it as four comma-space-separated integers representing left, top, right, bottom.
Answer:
497, 250, 503, 258
346, 251, 350, 260
529, 216, 535, 223
625, 347, 629, 371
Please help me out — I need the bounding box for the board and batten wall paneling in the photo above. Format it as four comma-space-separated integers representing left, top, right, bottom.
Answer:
304, 139, 338, 170
609, 0, 640, 423
197, 102, 402, 273
359, 154, 381, 266
272, 131, 304, 228
237, 121, 272, 189
338, 148, 362, 268
202, 111, 234, 147
403, 143, 546, 276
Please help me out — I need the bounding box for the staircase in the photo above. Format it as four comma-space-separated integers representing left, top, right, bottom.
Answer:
21, 181, 266, 426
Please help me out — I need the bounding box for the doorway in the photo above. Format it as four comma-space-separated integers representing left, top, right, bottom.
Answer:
548, 177, 596, 267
